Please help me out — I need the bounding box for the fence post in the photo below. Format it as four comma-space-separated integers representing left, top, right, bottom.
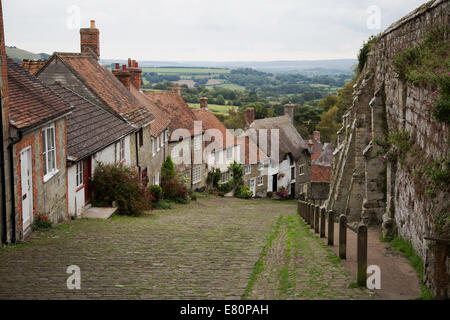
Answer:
309, 204, 314, 229
314, 206, 320, 234
328, 210, 334, 246
339, 215, 347, 260
357, 223, 368, 287
297, 200, 301, 218
320, 207, 326, 238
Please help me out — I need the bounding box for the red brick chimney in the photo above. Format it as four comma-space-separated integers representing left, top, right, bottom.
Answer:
200, 97, 208, 110
245, 108, 255, 125
313, 131, 321, 142
128, 58, 142, 89
80, 20, 100, 59
112, 64, 131, 89
22, 59, 46, 75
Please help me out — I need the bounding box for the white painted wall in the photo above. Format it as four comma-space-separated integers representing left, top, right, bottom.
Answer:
67, 164, 85, 217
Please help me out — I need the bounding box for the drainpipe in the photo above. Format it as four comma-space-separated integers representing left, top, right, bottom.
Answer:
135, 132, 141, 178
7, 130, 22, 244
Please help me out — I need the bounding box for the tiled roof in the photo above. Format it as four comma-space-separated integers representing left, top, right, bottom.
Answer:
145, 91, 198, 137
49, 82, 135, 161
311, 152, 321, 161
311, 165, 332, 182
130, 85, 170, 137
312, 143, 334, 167
7, 57, 73, 130
50, 53, 155, 127
308, 138, 323, 153
250, 116, 310, 161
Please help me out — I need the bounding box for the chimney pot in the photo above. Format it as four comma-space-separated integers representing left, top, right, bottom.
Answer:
122, 65, 127, 71
135, 62, 139, 68
128, 58, 132, 68
115, 63, 120, 69
200, 97, 208, 110
313, 131, 321, 142
80, 20, 100, 59
90, 20, 96, 29
245, 108, 255, 125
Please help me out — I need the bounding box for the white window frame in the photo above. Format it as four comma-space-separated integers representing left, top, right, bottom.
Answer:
245, 165, 251, 175
120, 139, 125, 161
299, 164, 305, 176
171, 145, 179, 159
156, 136, 160, 152
258, 162, 264, 171
165, 130, 169, 142
160, 133, 164, 147
257, 176, 264, 186
42, 124, 58, 182
226, 148, 233, 160
192, 166, 202, 184
76, 161, 83, 187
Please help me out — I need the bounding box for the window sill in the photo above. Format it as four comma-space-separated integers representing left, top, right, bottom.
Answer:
192, 180, 201, 185
43, 170, 59, 184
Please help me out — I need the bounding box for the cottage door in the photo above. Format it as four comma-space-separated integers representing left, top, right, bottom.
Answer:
20, 147, 33, 232
272, 174, 278, 192
83, 157, 92, 204
250, 179, 256, 197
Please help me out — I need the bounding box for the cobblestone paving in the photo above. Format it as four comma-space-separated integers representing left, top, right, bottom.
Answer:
0, 198, 294, 300
0, 198, 374, 300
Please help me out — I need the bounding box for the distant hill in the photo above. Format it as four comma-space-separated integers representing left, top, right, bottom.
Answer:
5, 46, 49, 62
101, 59, 357, 75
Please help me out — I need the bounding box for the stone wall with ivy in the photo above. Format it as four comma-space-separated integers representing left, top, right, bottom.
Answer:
326, 0, 449, 298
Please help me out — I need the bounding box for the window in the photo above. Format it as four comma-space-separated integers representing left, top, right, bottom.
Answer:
138, 129, 143, 147
227, 148, 233, 160
156, 136, 160, 152
192, 166, 202, 184
152, 172, 160, 186
221, 171, 230, 183
258, 162, 264, 171
171, 145, 179, 159
76, 162, 83, 187
165, 130, 169, 142
42, 124, 57, 180
245, 165, 251, 175
299, 164, 305, 175
194, 135, 202, 151
160, 133, 164, 147
291, 166, 295, 181
214, 150, 222, 164
257, 176, 264, 186
118, 138, 125, 161
152, 138, 155, 155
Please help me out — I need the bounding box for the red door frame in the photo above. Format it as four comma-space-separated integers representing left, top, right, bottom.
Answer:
83, 157, 92, 204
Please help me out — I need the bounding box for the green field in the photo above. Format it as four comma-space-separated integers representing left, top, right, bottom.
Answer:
188, 103, 238, 115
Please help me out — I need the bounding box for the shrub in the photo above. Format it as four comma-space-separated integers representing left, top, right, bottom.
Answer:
149, 185, 163, 202
229, 161, 244, 185
267, 191, 274, 198
357, 35, 378, 73
161, 174, 189, 201
432, 73, 450, 123
153, 200, 173, 210
91, 162, 154, 216
277, 187, 289, 200
32, 214, 52, 231
235, 185, 253, 199
161, 155, 175, 179
218, 181, 234, 194
206, 169, 222, 189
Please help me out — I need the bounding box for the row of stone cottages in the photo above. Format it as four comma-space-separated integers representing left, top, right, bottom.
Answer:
0, 18, 329, 244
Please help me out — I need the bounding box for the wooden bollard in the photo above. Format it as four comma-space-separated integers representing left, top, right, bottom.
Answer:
314, 206, 320, 234
357, 223, 368, 287
339, 215, 347, 260
328, 210, 334, 246
297, 200, 301, 217
320, 207, 326, 238
309, 204, 314, 229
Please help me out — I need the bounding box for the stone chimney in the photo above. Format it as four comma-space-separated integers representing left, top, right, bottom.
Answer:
200, 97, 208, 110
22, 59, 46, 75
128, 58, 142, 89
245, 108, 255, 125
112, 64, 131, 89
313, 131, 321, 142
171, 83, 182, 96
284, 103, 296, 123
80, 20, 100, 59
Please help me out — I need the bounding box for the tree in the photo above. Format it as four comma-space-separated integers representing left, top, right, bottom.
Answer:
224, 107, 246, 129
316, 106, 339, 143
318, 95, 338, 112
161, 155, 175, 179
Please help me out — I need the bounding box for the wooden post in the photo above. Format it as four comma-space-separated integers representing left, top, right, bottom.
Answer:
328, 210, 334, 246
320, 207, 326, 238
314, 206, 320, 234
339, 215, 347, 260
357, 223, 368, 287
309, 204, 314, 229
297, 200, 301, 218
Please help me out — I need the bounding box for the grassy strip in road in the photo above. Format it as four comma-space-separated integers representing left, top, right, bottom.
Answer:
279, 215, 296, 297
242, 215, 284, 300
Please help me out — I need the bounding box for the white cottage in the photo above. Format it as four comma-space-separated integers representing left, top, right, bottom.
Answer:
49, 83, 135, 217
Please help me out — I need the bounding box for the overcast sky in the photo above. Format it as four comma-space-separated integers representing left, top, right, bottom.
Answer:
3, 0, 427, 61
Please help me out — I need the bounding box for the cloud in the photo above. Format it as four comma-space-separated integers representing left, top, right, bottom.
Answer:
3, 0, 427, 61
